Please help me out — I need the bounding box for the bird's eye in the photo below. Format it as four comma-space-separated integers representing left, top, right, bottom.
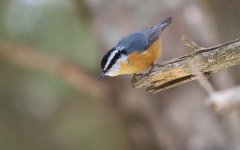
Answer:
121, 50, 127, 55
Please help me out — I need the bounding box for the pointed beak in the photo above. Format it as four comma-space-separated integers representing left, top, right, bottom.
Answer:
97, 72, 105, 80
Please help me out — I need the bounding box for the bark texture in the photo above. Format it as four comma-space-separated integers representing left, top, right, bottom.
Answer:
132, 37, 240, 93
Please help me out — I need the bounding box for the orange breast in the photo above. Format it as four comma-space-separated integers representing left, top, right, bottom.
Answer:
117, 38, 162, 75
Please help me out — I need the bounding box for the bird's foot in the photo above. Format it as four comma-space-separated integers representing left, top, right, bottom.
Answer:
133, 73, 144, 78
144, 63, 154, 76
148, 63, 154, 73
133, 64, 155, 78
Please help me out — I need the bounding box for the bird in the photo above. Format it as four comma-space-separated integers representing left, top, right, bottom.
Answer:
98, 17, 172, 79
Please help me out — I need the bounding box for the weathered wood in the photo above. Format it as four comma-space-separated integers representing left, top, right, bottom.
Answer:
132, 38, 240, 93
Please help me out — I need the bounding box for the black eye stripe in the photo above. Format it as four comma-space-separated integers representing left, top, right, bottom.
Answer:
101, 48, 115, 70
101, 48, 127, 72
106, 51, 122, 71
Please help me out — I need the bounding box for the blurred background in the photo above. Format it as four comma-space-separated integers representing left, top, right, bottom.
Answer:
0, 0, 240, 150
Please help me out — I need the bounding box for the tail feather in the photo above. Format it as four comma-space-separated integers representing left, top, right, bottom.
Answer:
146, 17, 172, 42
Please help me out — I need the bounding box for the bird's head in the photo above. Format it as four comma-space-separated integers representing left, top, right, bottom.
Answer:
98, 47, 127, 79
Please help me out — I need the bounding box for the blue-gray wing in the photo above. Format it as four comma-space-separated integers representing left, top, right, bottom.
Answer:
117, 32, 149, 54
116, 17, 172, 55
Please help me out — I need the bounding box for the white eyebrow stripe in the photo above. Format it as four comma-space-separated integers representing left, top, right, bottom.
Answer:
117, 46, 125, 51
104, 49, 119, 71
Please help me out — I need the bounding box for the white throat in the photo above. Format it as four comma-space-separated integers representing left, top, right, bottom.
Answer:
105, 55, 127, 76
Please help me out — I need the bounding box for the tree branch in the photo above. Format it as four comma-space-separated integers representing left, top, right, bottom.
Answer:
0, 42, 108, 98
132, 37, 240, 93
206, 86, 240, 113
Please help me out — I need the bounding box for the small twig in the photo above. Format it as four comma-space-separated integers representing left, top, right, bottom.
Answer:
188, 62, 215, 94
206, 86, 240, 113
181, 36, 203, 52
183, 36, 215, 94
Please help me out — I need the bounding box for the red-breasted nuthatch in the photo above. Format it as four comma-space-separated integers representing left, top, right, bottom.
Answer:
98, 17, 172, 79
